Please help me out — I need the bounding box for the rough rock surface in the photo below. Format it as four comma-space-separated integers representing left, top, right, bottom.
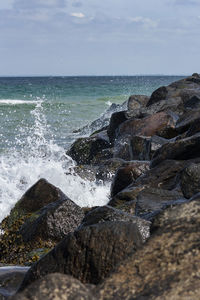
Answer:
80, 205, 150, 242
110, 161, 150, 197
180, 163, 200, 198
11, 273, 95, 300
95, 200, 200, 299
18, 221, 143, 290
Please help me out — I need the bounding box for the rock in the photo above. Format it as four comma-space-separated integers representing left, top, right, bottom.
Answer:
68, 165, 98, 182
110, 161, 150, 197
130, 135, 168, 160
176, 109, 200, 133
108, 186, 143, 207
18, 222, 143, 290
67, 136, 111, 165
184, 95, 200, 109
146, 86, 168, 107
135, 159, 186, 191
186, 118, 200, 137
113, 136, 131, 160
151, 133, 200, 168
127, 95, 149, 111
80, 205, 151, 242
192, 72, 200, 78
11, 273, 95, 300
0, 266, 29, 299
96, 158, 125, 182
107, 111, 127, 144
19, 198, 85, 243
95, 200, 200, 299
135, 187, 184, 218
13, 178, 67, 215
118, 111, 177, 139
180, 163, 200, 198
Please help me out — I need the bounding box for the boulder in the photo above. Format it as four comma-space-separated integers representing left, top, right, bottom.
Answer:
80, 205, 150, 242
13, 178, 67, 216
11, 273, 95, 300
151, 133, 200, 168
127, 95, 149, 111
20, 198, 85, 243
184, 95, 200, 109
186, 118, 200, 137
130, 135, 168, 160
113, 136, 131, 160
95, 200, 200, 299
118, 111, 177, 139
176, 109, 200, 133
135, 187, 184, 218
108, 186, 143, 208
96, 158, 125, 182
67, 136, 111, 165
146, 86, 168, 107
110, 161, 150, 197
107, 111, 127, 144
180, 163, 200, 198
18, 221, 143, 290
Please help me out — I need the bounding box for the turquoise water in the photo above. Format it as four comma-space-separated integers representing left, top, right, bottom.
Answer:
0, 75, 184, 221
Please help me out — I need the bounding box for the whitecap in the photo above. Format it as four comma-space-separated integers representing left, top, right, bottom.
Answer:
0, 99, 40, 105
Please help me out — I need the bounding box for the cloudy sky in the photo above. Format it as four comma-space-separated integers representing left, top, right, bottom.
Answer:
0, 0, 200, 75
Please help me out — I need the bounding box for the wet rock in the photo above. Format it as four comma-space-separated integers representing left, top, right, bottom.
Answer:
151, 133, 200, 168
0, 266, 28, 299
118, 111, 177, 139
184, 95, 200, 109
127, 95, 149, 111
107, 111, 127, 144
135, 159, 185, 191
18, 221, 143, 290
110, 161, 150, 197
67, 136, 111, 165
108, 186, 143, 207
176, 109, 200, 133
11, 273, 95, 300
96, 158, 125, 182
80, 205, 150, 242
147, 86, 168, 107
20, 198, 85, 243
135, 187, 184, 218
186, 118, 200, 137
180, 163, 200, 198
96, 200, 200, 300
113, 136, 131, 160
69, 165, 98, 182
130, 135, 168, 160
14, 178, 67, 215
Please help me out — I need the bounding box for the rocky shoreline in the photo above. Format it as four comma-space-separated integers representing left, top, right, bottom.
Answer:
1, 74, 200, 299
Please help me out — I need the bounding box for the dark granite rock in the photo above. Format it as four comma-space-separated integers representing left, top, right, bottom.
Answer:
135, 187, 184, 217
118, 111, 177, 139
110, 161, 150, 197
127, 95, 149, 112
67, 136, 111, 165
146, 86, 168, 107
113, 136, 132, 160
95, 200, 200, 299
180, 163, 200, 198
176, 109, 200, 133
20, 198, 85, 243
80, 205, 150, 242
130, 135, 168, 161
14, 178, 67, 215
107, 111, 127, 144
151, 133, 200, 168
108, 186, 143, 207
18, 222, 143, 290
96, 158, 125, 182
184, 95, 200, 109
11, 273, 95, 300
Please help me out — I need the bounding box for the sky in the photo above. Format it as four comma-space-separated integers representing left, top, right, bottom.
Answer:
0, 0, 200, 76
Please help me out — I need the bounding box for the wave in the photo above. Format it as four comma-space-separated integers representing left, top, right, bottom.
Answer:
0, 99, 40, 105
0, 102, 110, 222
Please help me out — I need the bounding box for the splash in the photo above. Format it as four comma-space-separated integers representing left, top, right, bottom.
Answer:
0, 101, 110, 222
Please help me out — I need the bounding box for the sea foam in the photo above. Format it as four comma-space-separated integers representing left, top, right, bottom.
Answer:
0, 99, 39, 105
0, 102, 110, 222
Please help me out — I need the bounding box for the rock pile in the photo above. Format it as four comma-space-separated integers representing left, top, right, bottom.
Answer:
1, 74, 200, 299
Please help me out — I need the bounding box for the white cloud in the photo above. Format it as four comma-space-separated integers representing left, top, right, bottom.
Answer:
70, 12, 85, 18
129, 16, 157, 28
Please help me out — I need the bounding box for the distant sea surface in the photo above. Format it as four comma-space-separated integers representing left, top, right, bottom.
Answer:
0, 75, 184, 222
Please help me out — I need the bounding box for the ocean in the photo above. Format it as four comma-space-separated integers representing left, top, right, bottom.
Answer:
0, 75, 184, 222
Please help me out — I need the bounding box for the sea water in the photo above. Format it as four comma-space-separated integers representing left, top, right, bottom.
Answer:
0, 76, 184, 222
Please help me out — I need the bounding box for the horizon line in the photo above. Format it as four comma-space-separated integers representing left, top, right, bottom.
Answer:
0, 74, 189, 78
